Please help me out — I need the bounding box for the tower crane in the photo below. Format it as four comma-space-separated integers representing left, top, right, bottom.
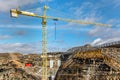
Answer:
10, 5, 111, 80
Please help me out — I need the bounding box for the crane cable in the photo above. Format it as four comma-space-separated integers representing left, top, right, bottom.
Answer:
54, 22, 57, 40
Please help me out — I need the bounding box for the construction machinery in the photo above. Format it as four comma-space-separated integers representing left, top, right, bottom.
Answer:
10, 5, 111, 80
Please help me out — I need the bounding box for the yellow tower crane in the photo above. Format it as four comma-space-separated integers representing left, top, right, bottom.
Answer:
10, 5, 111, 80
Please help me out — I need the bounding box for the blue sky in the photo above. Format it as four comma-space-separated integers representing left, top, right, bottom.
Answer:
0, 0, 120, 54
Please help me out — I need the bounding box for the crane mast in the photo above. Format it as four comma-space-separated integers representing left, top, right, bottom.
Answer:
41, 5, 48, 80
10, 5, 111, 80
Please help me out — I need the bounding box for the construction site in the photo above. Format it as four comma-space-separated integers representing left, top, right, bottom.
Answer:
55, 41, 120, 80
0, 0, 120, 80
0, 41, 120, 80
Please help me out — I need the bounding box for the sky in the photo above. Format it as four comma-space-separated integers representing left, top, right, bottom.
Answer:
0, 0, 120, 54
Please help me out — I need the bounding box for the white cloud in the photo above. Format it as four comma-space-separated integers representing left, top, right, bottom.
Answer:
0, 0, 52, 12
0, 0, 38, 12
56, 2, 103, 32
0, 24, 55, 30
89, 27, 120, 45
117, 24, 120, 27
91, 38, 120, 46
58, 23, 90, 32
0, 42, 68, 54
107, 19, 120, 27
101, 0, 120, 8
89, 19, 120, 38
58, 2, 104, 33
0, 42, 41, 54
112, 0, 120, 8
0, 35, 11, 40
71, 2, 102, 22
91, 38, 103, 46
38, 0, 52, 3
61, 1, 119, 33
34, 7, 43, 14
0, 24, 42, 29
90, 19, 120, 46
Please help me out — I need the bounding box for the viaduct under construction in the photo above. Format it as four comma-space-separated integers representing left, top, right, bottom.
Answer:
55, 41, 120, 80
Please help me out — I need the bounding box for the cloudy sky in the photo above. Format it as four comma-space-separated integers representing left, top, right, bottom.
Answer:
0, 0, 120, 54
